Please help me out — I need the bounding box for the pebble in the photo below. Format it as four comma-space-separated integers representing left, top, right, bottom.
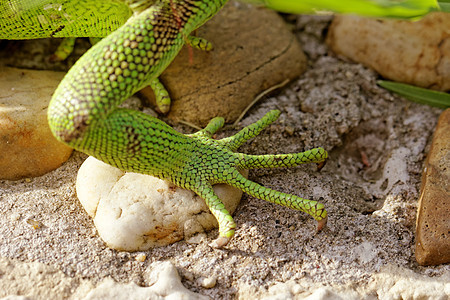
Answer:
199, 276, 217, 289
135, 253, 147, 262
0, 67, 73, 180
327, 12, 450, 91
76, 156, 247, 251
415, 108, 450, 265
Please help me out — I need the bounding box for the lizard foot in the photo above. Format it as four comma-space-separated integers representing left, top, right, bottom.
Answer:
182, 110, 329, 248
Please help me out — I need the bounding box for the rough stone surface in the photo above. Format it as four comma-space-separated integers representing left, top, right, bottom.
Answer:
0, 259, 207, 300
0, 257, 93, 300
76, 156, 246, 251
0, 13, 449, 300
326, 12, 450, 91
241, 264, 450, 299
367, 264, 450, 299
0, 67, 73, 180
415, 108, 450, 266
84, 261, 208, 300
140, 2, 307, 126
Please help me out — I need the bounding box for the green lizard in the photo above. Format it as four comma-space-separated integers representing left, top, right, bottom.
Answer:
1, 0, 439, 247
1, 0, 329, 247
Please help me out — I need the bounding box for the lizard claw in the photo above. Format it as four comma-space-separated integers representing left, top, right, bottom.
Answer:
317, 216, 328, 232
316, 158, 327, 172
209, 236, 230, 249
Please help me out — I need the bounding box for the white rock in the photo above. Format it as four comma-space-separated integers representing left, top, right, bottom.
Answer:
368, 264, 450, 299
0, 257, 93, 299
77, 156, 246, 251
146, 261, 209, 299
84, 261, 208, 300
198, 276, 217, 289
303, 288, 344, 300
258, 281, 360, 300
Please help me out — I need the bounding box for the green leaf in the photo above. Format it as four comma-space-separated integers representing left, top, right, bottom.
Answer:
377, 80, 450, 109
245, 0, 440, 19
438, 1, 450, 12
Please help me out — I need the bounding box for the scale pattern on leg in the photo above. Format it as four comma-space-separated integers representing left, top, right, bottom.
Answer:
219, 110, 281, 151
178, 110, 328, 247
48, 0, 228, 145
0, 0, 132, 39
227, 170, 327, 223
47, 0, 328, 248
195, 184, 236, 248
238, 148, 328, 169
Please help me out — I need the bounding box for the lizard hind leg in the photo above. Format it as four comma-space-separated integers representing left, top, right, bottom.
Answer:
89, 37, 102, 45
50, 37, 102, 62
50, 38, 76, 62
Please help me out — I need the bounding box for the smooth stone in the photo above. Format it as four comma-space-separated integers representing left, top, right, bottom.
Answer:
140, 1, 307, 127
0, 67, 73, 180
326, 12, 450, 91
198, 276, 217, 289
415, 108, 450, 266
76, 156, 247, 251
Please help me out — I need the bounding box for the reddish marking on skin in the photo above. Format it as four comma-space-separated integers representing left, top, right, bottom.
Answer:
170, 0, 182, 28
170, 0, 194, 64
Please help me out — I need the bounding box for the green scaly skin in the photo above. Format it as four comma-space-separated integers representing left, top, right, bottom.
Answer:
4, 0, 329, 248
0, 0, 132, 39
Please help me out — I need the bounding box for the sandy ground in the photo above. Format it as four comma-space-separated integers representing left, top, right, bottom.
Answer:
1, 13, 449, 299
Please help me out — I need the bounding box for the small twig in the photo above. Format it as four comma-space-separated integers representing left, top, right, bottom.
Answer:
178, 119, 203, 131
233, 79, 290, 126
